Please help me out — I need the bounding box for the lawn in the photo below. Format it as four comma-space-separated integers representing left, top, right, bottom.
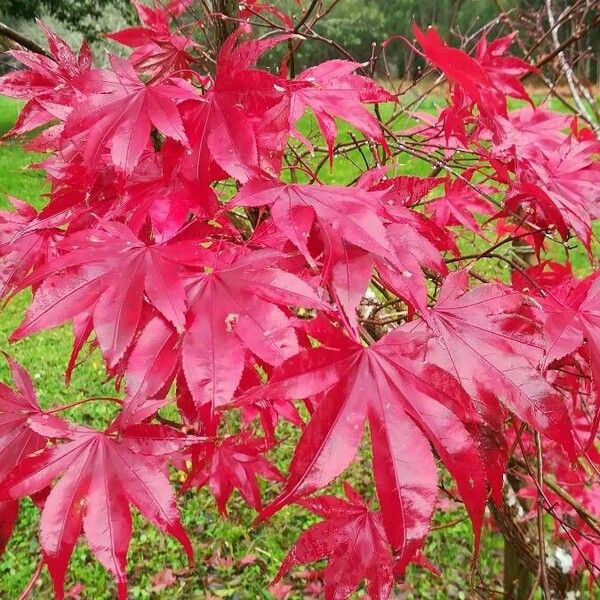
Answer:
0, 90, 594, 599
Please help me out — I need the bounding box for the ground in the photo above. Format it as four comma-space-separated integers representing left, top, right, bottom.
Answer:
0, 94, 594, 599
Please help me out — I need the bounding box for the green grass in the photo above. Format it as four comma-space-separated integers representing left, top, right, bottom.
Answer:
0, 96, 24, 136
0, 91, 594, 599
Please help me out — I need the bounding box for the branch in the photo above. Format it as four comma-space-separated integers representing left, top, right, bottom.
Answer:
512, 457, 600, 538
294, 0, 320, 32
544, 0, 598, 128
530, 13, 600, 72
535, 433, 551, 598
543, 474, 600, 538
0, 21, 50, 57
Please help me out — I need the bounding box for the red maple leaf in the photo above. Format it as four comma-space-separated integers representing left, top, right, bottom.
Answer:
474, 33, 536, 104
1, 412, 194, 600
0, 196, 62, 300
63, 55, 197, 172
11, 222, 206, 366
540, 273, 600, 368
245, 324, 488, 571
274, 483, 395, 600
539, 273, 600, 445
413, 23, 505, 119
185, 433, 282, 514
427, 174, 496, 233
0, 23, 91, 138
413, 270, 576, 462
0, 354, 47, 554
288, 60, 392, 158
107, 0, 198, 79
232, 179, 392, 267
517, 137, 600, 249
182, 245, 326, 420
180, 27, 291, 183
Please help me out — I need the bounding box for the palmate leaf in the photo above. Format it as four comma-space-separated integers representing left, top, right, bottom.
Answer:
413, 270, 576, 458
538, 273, 600, 445
232, 179, 392, 267
274, 483, 395, 600
185, 433, 282, 515
0, 23, 91, 138
179, 27, 292, 184
11, 222, 204, 366
1, 412, 194, 600
0, 355, 47, 555
287, 59, 392, 159
243, 324, 488, 570
182, 245, 327, 424
63, 55, 197, 172
0, 196, 62, 301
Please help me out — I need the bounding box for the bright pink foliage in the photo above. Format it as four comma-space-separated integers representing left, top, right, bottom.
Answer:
0, 5, 599, 599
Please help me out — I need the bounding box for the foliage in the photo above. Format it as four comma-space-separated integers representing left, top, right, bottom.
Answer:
0, 1, 599, 599
1, 0, 135, 41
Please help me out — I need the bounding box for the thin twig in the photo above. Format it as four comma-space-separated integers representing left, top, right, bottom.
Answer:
18, 557, 44, 600
535, 433, 551, 598
0, 21, 50, 57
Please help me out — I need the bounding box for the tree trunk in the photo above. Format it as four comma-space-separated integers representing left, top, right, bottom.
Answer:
206, 0, 238, 51
490, 490, 578, 599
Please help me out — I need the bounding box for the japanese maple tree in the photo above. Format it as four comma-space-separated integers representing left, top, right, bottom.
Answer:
0, 1, 599, 598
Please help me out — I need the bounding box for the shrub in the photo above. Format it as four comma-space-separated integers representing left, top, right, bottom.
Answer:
0, 2, 598, 598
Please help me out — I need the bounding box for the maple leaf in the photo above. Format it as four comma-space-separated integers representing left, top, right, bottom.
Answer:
0, 354, 47, 554
182, 245, 326, 422
232, 179, 392, 267
124, 143, 220, 241
180, 27, 291, 183
11, 222, 205, 367
1, 413, 194, 600
492, 105, 572, 161
0, 196, 62, 300
427, 174, 496, 233
538, 273, 600, 446
505, 179, 570, 250
413, 24, 505, 119
516, 136, 600, 249
474, 34, 536, 104
274, 483, 395, 600
0, 23, 91, 138
539, 274, 600, 368
288, 60, 392, 158
411, 270, 576, 466
246, 326, 487, 570
108, 244, 318, 425
107, 0, 198, 79
63, 55, 197, 172
357, 168, 443, 208
185, 433, 282, 515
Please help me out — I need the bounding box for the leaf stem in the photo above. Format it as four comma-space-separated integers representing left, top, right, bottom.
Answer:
46, 396, 123, 414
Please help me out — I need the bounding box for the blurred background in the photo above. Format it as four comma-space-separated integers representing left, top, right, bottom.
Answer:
1, 0, 599, 84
